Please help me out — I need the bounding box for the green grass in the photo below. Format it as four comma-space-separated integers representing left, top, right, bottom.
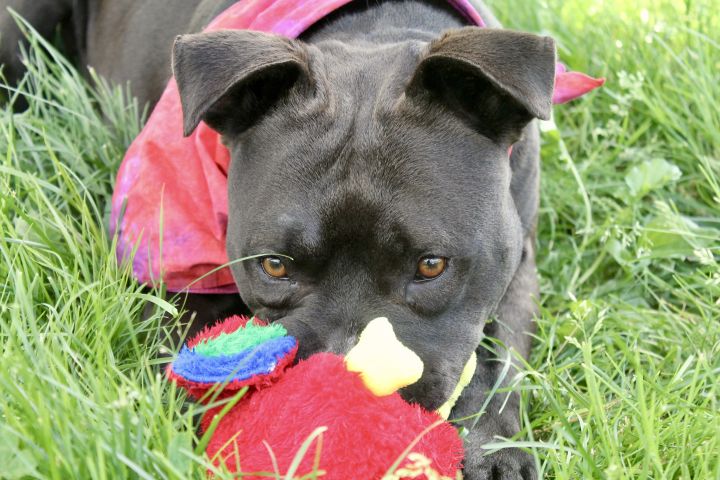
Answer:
1, 0, 718, 478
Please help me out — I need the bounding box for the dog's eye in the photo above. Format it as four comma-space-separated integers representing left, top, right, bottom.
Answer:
261, 256, 288, 279
415, 256, 447, 280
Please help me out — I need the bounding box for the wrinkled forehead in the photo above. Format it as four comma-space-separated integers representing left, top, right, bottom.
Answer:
253, 101, 507, 194
238, 112, 507, 256
232, 41, 511, 251
308, 39, 426, 102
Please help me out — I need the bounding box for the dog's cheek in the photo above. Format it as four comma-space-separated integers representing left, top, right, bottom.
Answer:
405, 281, 455, 316
494, 206, 526, 294
226, 239, 254, 302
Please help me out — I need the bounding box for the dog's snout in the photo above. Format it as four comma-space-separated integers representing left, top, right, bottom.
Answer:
274, 315, 361, 358
325, 332, 359, 355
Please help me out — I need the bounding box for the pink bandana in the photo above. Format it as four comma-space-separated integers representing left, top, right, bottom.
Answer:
110, 0, 604, 293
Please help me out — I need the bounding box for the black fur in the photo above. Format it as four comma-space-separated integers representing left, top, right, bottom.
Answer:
1, 1, 554, 478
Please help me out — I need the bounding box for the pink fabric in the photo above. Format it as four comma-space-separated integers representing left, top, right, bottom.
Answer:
110, 0, 603, 293
553, 63, 605, 104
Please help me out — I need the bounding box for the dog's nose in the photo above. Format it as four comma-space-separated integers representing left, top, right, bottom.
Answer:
325, 332, 358, 355
274, 317, 323, 360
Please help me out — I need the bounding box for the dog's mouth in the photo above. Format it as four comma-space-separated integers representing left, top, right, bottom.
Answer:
399, 370, 456, 411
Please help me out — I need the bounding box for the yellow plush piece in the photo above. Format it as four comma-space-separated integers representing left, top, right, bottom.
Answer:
345, 316, 476, 419
345, 317, 424, 396
436, 351, 477, 420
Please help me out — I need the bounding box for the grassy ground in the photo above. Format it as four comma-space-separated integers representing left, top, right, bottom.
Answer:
1, 0, 718, 478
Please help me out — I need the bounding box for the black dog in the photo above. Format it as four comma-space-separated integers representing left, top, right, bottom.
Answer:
1, 1, 553, 477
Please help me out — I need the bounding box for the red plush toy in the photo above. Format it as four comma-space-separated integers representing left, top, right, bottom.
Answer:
168, 315, 473, 479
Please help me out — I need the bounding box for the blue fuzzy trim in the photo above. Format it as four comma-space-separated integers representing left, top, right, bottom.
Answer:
172, 336, 297, 384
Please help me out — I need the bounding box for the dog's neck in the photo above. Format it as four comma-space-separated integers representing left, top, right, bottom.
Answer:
300, 0, 472, 45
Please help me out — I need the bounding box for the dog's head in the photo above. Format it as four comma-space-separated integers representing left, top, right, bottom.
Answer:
173, 27, 555, 409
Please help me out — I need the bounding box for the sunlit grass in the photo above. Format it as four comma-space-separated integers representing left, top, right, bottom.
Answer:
486, 0, 720, 478
1, 0, 718, 478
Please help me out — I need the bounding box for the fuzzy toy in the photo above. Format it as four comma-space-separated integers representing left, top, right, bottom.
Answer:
168, 316, 473, 479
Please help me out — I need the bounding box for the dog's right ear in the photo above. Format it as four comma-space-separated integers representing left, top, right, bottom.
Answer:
404, 28, 556, 144
172, 30, 312, 136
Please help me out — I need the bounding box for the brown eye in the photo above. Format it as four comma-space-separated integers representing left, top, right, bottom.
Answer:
261, 256, 288, 279
416, 256, 447, 280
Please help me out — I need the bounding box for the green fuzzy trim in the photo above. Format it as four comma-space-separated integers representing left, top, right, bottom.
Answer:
193, 322, 288, 357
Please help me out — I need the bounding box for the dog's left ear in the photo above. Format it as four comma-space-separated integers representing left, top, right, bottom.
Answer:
172, 30, 312, 137
405, 28, 556, 144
